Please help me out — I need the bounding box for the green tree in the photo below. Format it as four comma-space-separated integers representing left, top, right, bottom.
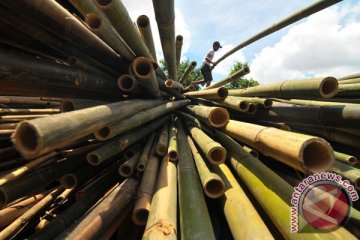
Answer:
159, 59, 203, 89
226, 61, 259, 89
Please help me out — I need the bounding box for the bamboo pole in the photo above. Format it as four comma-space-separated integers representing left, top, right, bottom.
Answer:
164, 79, 185, 91
117, 74, 142, 93
334, 151, 358, 166
187, 136, 225, 198
142, 155, 177, 240
132, 148, 160, 225
185, 105, 229, 128
179, 61, 197, 84
214, 0, 342, 65
272, 98, 357, 107
13, 100, 162, 159
331, 162, 360, 191
243, 146, 259, 158
338, 72, 360, 81
119, 152, 141, 177
184, 87, 228, 100
336, 83, 360, 97
156, 123, 169, 156
137, 15, 157, 61
213, 98, 250, 113
0, 108, 60, 115
176, 122, 216, 240
223, 120, 334, 173
168, 122, 178, 162
338, 78, 360, 84
137, 133, 156, 172
60, 99, 108, 112
205, 65, 250, 89
175, 35, 183, 68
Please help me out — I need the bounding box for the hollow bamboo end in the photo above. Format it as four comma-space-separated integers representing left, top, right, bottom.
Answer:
61, 100, 75, 112
137, 163, 146, 172
94, 127, 111, 141
247, 103, 257, 114
156, 144, 167, 156
132, 208, 149, 226
301, 139, 334, 172
165, 79, 174, 88
94, 0, 113, 8
209, 108, 229, 128
209, 147, 227, 164
249, 150, 259, 158
0, 191, 7, 208
239, 101, 250, 111
61, 174, 77, 189
244, 65, 250, 74
263, 99, 273, 108
117, 75, 136, 92
168, 151, 178, 161
347, 156, 358, 165
137, 15, 150, 28
87, 153, 101, 166
204, 179, 225, 199
85, 13, 102, 31
191, 61, 197, 67
176, 35, 183, 42
13, 122, 40, 159
217, 88, 228, 98
133, 57, 152, 79
119, 165, 132, 177
320, 77, 338, 98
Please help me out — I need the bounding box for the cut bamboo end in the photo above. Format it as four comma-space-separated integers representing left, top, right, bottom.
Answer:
301, 139, 334, 172
156, 144, 167, 156
208, 146, 227, 164
165, 79, 174, 88
204, 178, 225, 199
247, 103, 257, 114
12, 122, 40, 159
117, 75, 137, 92
238, 101, 250, 111
320, 77, 338, 98
347, 157, 358, 165
191, 61, 197, 67
119, 165, 133, 177
263, 99, 273, 108
208, 108, 229, 128
132, 208, 149, 226
60, 100, 75, 112
132, 57, 152, 79
137, 15, 149, 28
87, 153, 101, 166
95, 127, 111, 141
168, 151, 178, 162
60, 174, 77, 189
137, 163, 146, 172
85, 13, 102, 31
95, 0, 114, 8
217, 88, 228, 98
176, 35, 183, 42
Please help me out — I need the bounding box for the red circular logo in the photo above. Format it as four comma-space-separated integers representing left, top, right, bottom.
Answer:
301, 182, 350, 230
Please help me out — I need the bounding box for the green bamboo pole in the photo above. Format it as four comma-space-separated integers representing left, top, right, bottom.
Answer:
94, 0, 153, 60
336, 83, 360, 97
337, 78, 360, 84
119, 152, 141, 177
137, 15, 157, 61
137, 133, 157, 172
205, 66, 250, 89
243, 146, 259, 158
168, 122, 178, 162
334, 151, 358, 166
152, 0, 177, 80
331, 162, 360, 191
179, 61, 197, 84
213, 98, 250, 113
142, 155, 177, 240
223, 120, 334, 173
61, 178, 138, 240
184, 87, 228, 100
186, 124, 226, 165
185, 105, 229, 128
272, 98, 356, 107
213, 164, 274, 240
95, 100, 189, 141
132, 149, 160, 225
228, 96, 273, 109
87, 117, 168, 165
13, 100, 162, 159
214, 0, 342, 65
175, 35, 183, 68
187, 136, 225, 199
177, 122, 215, 240
30, 169, 119, 240
338, 72, 360, 80
156, 123, 169, 156
60, 99, 108, 112
227, 77, 338, 99
214, 129, 356, 240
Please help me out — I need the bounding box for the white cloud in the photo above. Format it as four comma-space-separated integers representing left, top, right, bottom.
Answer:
212, 43, 247, 75
249, 7, 360, 84
122, 0, 191, 61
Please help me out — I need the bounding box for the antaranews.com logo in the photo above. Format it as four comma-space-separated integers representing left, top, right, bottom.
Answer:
290, 172, 359, 233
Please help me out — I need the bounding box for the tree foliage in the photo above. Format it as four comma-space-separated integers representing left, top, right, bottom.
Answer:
159, 59, 203, 89
226, 61, 259, 89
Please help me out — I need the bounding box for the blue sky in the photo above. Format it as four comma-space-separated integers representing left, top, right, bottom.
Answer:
123, 0, 360, 84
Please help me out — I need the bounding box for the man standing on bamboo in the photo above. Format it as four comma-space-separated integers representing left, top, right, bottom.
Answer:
200, 41, 222, 87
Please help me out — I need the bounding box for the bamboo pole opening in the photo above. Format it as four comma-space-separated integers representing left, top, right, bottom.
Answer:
302, 140, 334, 172
13, 123, 39, 154
247, 103, 257, 114
117, 75, 136, 92
133, 58, 152, 78
176, 35, 183, 42
61, 174, 77, 189
209, 147, 226, 164
165, 79, 174, 88
137, 15, 149, 28
85, 13, 102, 31
95, 0, 113, 7
137, 163, 145, 171
320, 77, 338, 98
60, 100, 75, 112
239, 101, 250, 111
204, 179, 225, 199
347, 156, 358, 165
217, 88, 228, 98
190, 61, 197, 67
169, 151, 178, 161
263, 99, 273, 108
132, 208, 149, 226
87, 153, 101, 166
156, 144, 167, 155
209, 108, 229, 128
119, 165, 132, 177
95, 126, 111, 141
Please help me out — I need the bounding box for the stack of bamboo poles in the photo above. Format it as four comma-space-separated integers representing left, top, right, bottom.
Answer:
0, 0, 359, 240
